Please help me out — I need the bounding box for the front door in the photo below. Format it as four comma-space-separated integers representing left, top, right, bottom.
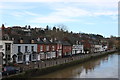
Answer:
26, 54, 29, 62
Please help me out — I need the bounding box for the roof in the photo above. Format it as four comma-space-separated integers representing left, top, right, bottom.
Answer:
62, 41, 71, 46
10, 35, 38, 44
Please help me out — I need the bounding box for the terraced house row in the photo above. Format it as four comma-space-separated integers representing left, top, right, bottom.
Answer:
0, 37, 108, 65
0, 37, 83, 64
0, 24, 109, 65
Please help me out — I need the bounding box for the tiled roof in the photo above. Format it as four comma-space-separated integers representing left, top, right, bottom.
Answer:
62, 41, 71, 46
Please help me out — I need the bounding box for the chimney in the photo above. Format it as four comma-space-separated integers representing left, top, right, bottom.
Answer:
1, 24, 5, 30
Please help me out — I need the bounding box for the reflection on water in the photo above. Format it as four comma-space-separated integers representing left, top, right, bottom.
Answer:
36, 53, 118, 78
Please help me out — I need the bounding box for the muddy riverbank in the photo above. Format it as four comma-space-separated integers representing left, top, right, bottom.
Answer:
2, 51, 117, 79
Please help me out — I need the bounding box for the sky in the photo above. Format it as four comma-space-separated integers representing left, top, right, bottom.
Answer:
0, 0, 118, 37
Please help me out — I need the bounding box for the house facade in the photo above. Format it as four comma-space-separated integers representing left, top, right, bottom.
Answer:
62, 41, 72, 57
56, 41, 62, 58
12, 37, 37, 63
50, 42, 57, 59
37, 38, 45, 60
82, 40, 91, 53
94, 45, 103, 52
0, 40, 13, 64
72, 43, 84, 55
42, 38, 51, 59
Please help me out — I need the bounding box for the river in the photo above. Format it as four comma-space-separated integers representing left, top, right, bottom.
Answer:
36, 53, 119, 78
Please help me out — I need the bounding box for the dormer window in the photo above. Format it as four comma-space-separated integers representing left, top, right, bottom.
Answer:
50, 38, 53, 42
37, 38, 40, 41
12, 38, 14, 41
43, 38, 46, 42
76, 41, 79, 45
20, 38, 23, 43
31, 39, 34, 43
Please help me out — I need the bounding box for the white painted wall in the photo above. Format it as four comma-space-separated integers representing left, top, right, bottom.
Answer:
0, 40, 13, 64
72, 45, 84, 54
13, 44, 37, 54
13, 44, 37, 63
102, 46, 108, 51
94, 45, 103, 52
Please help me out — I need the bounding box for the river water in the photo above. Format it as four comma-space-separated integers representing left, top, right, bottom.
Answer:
36, 53, 119, 78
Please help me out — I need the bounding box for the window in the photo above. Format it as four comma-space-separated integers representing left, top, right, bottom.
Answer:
52, 46, 55, 51
18, 55, 23, 61
46, 46, 49, 51
6, 44, 10, 51
18, 46, 21, 52
60, 45, 62, 49
32, 54, 36, 60
40, 46, 43, 51
25, 46, 28, 52
8, 55, 11, 60
0, 45, 3, 48
31, 46, 34, 52
57, 44, 59, 49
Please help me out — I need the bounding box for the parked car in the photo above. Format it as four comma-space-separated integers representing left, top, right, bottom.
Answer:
2, 66, 20, 76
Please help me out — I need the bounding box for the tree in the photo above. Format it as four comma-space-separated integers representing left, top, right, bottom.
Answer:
70, 31, 73, 34
57, 28, 60, 31
46, 25, 49, 30
56, 24, 68, 31
1, 24, 5, 30
28, 25, 31, 29
25, 25, 27, 29
117, 39, 120, 51
53, 26, 56, 31
66, 30, 68, 33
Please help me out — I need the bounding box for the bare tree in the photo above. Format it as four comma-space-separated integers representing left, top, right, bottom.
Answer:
55, 24, 68, 31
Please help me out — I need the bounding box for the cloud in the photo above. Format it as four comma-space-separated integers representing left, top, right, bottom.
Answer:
0, 0, 118, 3
29, 16, 77, 23
1, 1, 118, 24
53, 7, 118, 17
0, 0, 118, 9
0, 3, 35, 10
26, 7, 90, 23
52, 7, 90, 17
11, 11, 39, 18
85, 22, 95, 25
21, 6, 117, 24
93, 11, 117, 16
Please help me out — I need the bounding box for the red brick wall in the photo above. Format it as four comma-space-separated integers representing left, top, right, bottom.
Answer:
62, 46, 72, 56
50, 44, 57, 51
37, 44, 44, 52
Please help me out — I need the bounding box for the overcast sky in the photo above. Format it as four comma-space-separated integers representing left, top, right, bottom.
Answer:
0, 0, 118, 37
